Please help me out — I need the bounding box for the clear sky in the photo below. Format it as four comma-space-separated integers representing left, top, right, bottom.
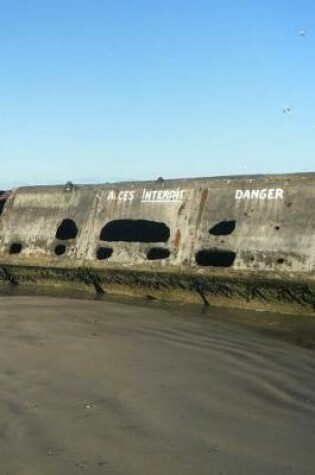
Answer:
0, 0, 314, 188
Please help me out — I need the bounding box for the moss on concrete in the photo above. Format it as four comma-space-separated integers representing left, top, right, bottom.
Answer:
0, 263, 314, 315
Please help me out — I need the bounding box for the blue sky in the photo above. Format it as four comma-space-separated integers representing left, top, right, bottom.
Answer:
0, 0, 314, 188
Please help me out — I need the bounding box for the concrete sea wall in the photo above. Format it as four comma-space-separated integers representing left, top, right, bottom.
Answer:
0, 173, 314, 313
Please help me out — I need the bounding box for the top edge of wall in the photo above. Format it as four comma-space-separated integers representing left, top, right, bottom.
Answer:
7, 171, 315, 193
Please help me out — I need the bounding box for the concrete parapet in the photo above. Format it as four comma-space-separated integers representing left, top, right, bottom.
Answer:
0, 173, 314, 312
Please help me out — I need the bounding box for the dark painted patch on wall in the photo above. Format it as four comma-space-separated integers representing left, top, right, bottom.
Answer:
196, 249, 236, 267
147, 248, 171, 260
9, 243, 22, 254
100, 220, 170, 243
0, 199, 7, 216
96, 247, 113, 260
55, 244, 66, 256
56, 219, 78, 240
209, 220, 236, 236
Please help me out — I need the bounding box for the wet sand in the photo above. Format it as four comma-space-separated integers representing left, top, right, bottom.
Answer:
0, 295, 314, 475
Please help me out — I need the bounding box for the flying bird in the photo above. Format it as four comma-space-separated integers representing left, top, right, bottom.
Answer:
282, 106, 292, 114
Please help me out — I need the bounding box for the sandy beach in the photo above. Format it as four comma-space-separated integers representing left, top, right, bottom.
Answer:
0, 295, 314, 474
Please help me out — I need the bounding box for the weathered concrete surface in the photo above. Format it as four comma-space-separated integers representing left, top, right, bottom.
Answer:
0, 173, 314, 312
